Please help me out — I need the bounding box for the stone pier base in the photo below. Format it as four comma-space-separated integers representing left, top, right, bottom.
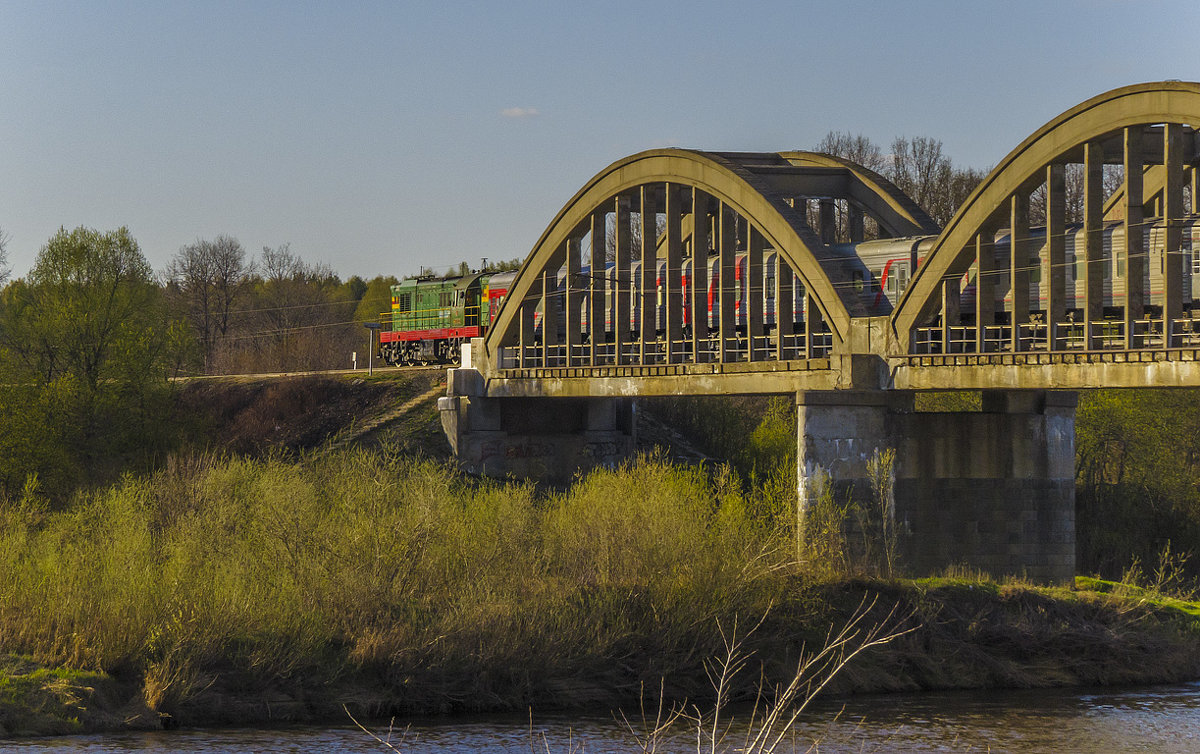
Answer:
797, 390, 1076, 584
439, 367, 635, 483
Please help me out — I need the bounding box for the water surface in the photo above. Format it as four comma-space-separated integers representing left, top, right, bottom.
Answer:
4, 682, 1200, 752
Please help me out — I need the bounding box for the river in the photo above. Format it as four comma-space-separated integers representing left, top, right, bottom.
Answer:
3, 682, 1200, 752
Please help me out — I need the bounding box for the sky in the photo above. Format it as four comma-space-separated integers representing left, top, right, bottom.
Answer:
2, 0, 1198, 282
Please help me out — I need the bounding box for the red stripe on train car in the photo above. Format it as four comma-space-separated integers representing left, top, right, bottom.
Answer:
381, 326, 482, 343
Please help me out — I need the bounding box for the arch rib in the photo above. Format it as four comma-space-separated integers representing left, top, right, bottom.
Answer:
892, 81, 1200, 344
485, 149, 872, 360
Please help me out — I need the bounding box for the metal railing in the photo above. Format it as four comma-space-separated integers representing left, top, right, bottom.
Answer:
910, 316, 1200, 356
495, 328, 835, 369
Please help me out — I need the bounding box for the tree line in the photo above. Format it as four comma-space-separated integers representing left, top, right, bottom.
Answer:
811, 131, 988, 239
164, 237, 398, 375
0, 227, 404, 497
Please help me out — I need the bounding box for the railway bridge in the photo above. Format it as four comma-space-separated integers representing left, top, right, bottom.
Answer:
439, 82, 1200, 582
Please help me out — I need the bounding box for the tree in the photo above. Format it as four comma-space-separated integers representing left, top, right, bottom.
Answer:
1028, 163, 1125, 226
814, 131, 889, 173
353, 275, 399, 326
0, 227, 172, 496
887, 135, 952, 224
165, 235, 252, 373
19, 227, 160, 393
214, 243, 355, 373
340, 275, 369, 302
0, 227, 9, 285
883, 136, 985, 228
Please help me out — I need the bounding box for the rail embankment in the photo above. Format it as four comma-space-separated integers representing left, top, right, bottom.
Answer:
2, 454, 1200, 737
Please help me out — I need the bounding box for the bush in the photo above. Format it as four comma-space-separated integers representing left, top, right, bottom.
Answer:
0, 450, 791, 716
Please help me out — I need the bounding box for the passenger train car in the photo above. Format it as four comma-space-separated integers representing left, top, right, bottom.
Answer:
377, 217, 1200, 365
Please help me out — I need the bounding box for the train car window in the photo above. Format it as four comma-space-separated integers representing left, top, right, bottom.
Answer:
1193, 248, 1200, 276
1030, 262, 1041, 284
1116, 251, 1125, 278
765, 274, 775, 298
1071, 254, 1080, 280
896, 265, 908, 292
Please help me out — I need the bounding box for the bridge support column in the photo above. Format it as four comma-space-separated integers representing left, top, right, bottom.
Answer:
797, 390, 1076, 584
438, 367, 636, 483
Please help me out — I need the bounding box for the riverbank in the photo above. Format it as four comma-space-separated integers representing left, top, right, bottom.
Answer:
3, 449, 1200, 737
4, 576, 1200, 737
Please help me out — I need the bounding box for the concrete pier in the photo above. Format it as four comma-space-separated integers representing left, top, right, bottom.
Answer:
438, 366, 635, 483
797, 390, 1076, 583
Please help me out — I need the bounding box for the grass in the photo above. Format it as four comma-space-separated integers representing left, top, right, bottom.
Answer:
0, 450, 797, 726
3, 449, 1200, 735
1076, 576, 1200, 620
0, 657, 125, 736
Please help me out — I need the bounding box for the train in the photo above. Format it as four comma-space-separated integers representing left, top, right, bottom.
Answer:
377, 217, 1200, 365
378, 270, 518, 366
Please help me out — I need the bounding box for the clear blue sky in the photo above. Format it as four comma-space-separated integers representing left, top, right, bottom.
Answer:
2, 0, 1198, 281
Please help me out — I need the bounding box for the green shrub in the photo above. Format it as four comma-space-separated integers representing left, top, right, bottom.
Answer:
0, 450, 793, 714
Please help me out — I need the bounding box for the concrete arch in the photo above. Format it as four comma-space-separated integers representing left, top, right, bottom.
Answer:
892, 81, 1200, 342
485, 149, 872, 355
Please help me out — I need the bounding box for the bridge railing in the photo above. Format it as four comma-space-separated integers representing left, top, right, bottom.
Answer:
1174, 318, 1200, 347
1017, 322, 1049, 352
1131, 319, 1163, 349
494, 330, 833, 370
910, 316, 1200, 355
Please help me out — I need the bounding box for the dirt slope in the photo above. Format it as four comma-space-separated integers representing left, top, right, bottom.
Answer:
174, 368, 450, 457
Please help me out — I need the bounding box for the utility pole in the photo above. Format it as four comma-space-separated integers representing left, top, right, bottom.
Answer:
364, 322, 381, 376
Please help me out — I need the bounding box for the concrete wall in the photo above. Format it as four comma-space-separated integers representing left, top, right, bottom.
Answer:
439, 367, 636, 483
797, 390, 1076, 583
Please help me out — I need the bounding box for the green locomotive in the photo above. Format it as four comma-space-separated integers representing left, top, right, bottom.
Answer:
378, 270, 517, 365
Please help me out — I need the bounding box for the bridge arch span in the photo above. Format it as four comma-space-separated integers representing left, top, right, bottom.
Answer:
893, 81, 1200, 351
484, 148, 931, 369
